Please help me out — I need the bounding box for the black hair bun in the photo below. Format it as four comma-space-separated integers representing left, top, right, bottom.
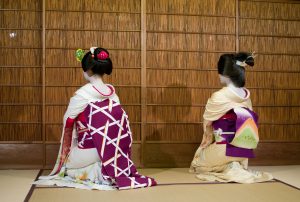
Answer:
81, 47, 113, 75
234, 52, 255, 67
217, 52, 255, 87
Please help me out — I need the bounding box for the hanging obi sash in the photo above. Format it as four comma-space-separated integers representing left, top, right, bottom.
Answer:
213, 107, 259, 150
230, 107, 259, 149
85, 98, 156, 190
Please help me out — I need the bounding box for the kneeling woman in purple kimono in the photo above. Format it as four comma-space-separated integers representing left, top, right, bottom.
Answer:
35, 47, 156, 190
190, 52, 273, 183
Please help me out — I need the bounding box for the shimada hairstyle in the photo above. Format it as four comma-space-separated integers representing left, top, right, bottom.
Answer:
75, 47, 113, 76
217, 52, 255, 87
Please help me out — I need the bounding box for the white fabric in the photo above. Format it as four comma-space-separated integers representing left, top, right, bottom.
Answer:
33, 178, 114, 190
196, 162, 273, 184
66, 147, 100, 169
35, 163, 114, 190
75, 83, 119, 104
203, 87, 252, 122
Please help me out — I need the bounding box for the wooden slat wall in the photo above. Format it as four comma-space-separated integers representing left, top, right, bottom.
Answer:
0, 0, 299, 169
0, 0, 42, 145
239, 0, 300, 143
145, 0, 236, 167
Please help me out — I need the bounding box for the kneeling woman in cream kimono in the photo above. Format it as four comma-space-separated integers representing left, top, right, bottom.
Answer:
190, 52, 273, 183
35, 47, 156, 190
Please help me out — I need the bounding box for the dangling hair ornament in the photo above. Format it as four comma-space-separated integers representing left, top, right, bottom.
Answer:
235, 51, 256, 67
90, 47, 97, 58
75, 49, 85, 62
249, 51, 257, 59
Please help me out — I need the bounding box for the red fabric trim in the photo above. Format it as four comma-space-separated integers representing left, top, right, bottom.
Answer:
244, 89, 248, 98
92, 85, 114, 97
65, 117, 75, 128
55, 117, 74, 174
221, 113, 236, 120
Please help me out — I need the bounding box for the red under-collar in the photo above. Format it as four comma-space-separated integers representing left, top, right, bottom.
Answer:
92, 84, 115, 97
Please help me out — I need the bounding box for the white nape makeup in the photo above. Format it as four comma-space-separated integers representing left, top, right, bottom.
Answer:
83, 71, 100, 83
83, 71, 91, 81
219, 74, 246, 98
219, 74, 232, 86
227, 83, 246, 98
82, 71, 111, 95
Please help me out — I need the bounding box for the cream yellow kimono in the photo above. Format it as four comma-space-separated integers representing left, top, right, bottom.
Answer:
190, 87, 273, 183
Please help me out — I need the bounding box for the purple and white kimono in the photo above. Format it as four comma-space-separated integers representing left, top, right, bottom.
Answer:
84, 98, 156, 189
36, 80, 156, 190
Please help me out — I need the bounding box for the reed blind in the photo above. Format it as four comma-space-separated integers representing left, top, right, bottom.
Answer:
0, 0, 299, 168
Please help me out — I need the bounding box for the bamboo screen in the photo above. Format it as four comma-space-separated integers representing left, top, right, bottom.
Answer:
0, 0, 299, 168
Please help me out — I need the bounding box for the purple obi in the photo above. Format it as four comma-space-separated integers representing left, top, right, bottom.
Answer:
75, 112, 95, 149
212, 108, 259, 158
76, 98, 156, 189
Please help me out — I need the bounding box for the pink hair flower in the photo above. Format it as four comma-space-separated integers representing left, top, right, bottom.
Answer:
97, 51, 109, 60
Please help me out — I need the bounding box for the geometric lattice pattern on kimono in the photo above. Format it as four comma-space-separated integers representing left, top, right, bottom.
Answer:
85, 98, 157, 189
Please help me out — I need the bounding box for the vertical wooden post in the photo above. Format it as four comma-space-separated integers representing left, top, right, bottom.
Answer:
140, 0, 147, 167
235, 0, 239, 53
42, 0, 46, 167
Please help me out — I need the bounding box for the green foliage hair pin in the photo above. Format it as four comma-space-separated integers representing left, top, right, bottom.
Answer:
75, 49, 85, 62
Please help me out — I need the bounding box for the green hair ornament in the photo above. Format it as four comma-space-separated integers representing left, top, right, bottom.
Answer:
75, 49, 85, 62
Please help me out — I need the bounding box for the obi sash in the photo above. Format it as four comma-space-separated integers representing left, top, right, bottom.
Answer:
230, 108, 259, 149
84, 98, 156, 189
213, 107, 259, 150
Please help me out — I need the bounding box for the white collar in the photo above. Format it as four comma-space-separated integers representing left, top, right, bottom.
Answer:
227, 83, 249, 99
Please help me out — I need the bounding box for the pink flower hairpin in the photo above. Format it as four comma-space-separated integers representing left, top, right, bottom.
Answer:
97, 51, 109, 60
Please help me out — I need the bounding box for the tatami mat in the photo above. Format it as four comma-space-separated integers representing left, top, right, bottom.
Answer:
28, 181, 300, 202
0, 167, 299, 202
25, 168, 300, 202
251, 165, 300, 189
137, 168, 202, 184
0, 170, 39, 202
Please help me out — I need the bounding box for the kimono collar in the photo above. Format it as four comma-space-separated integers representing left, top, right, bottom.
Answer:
84, 73, 115, 98
226, 86, 250, 103
92, 84, 115, 97
203, 87, 252, 122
